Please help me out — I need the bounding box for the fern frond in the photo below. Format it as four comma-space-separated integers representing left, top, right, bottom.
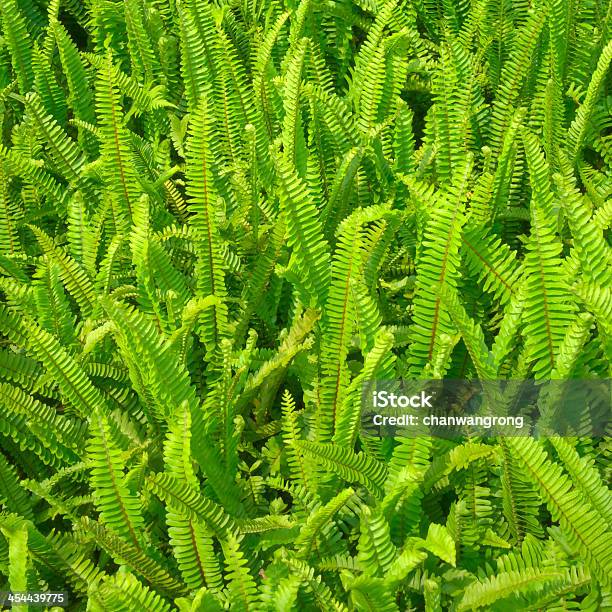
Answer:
0, 453, 34, 520
462, 223, 521, 304
507, 436, 612, 587
87, 409, 145, 549
95, 50, 142, 225
350, 575, 399, 612
281, 390, 316, 492
177, 3, 214, 110
123, 0, 161, 86
318, 205, 389, 442
424, 522, 456, 566
275, 152, 330, 308
489, 9, 548, 155
147, 473, 236, 538
567, 40, 612, 162
0, 0, 34, 93
31, 43, 67, 125
253, 11, 289, 139
221, 533, 259, 612
30, 225, 96, 317
521, 130, 576, 378
357, 506, 396, 576
22, 318, 107, 419
334, 328, 396, 448
298, 441, 387, 499
184, 93, 228, 350
554, 172, 611, 287
32, 259, 76, 345
457, 566, 566, 611
88, 568, 174, 611
439, 286, 496, 380
0, 388, 78, 468
0, 164, 22, 256
295, 487, 356, 559
52, 21, 95, 125
102, 298, 199, 422
549, 437, 612, 531
284, 555, 350, 612
0, 517, 28, 597
499, 438, 544, 544
406, 157, 472, 374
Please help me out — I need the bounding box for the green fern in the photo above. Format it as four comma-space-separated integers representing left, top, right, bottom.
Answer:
0, 0, 610, 609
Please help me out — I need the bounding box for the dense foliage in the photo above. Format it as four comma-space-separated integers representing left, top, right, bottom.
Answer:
0, 0, 611, 609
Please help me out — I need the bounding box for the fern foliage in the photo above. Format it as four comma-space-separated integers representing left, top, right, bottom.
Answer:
0, 0, 610, 609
